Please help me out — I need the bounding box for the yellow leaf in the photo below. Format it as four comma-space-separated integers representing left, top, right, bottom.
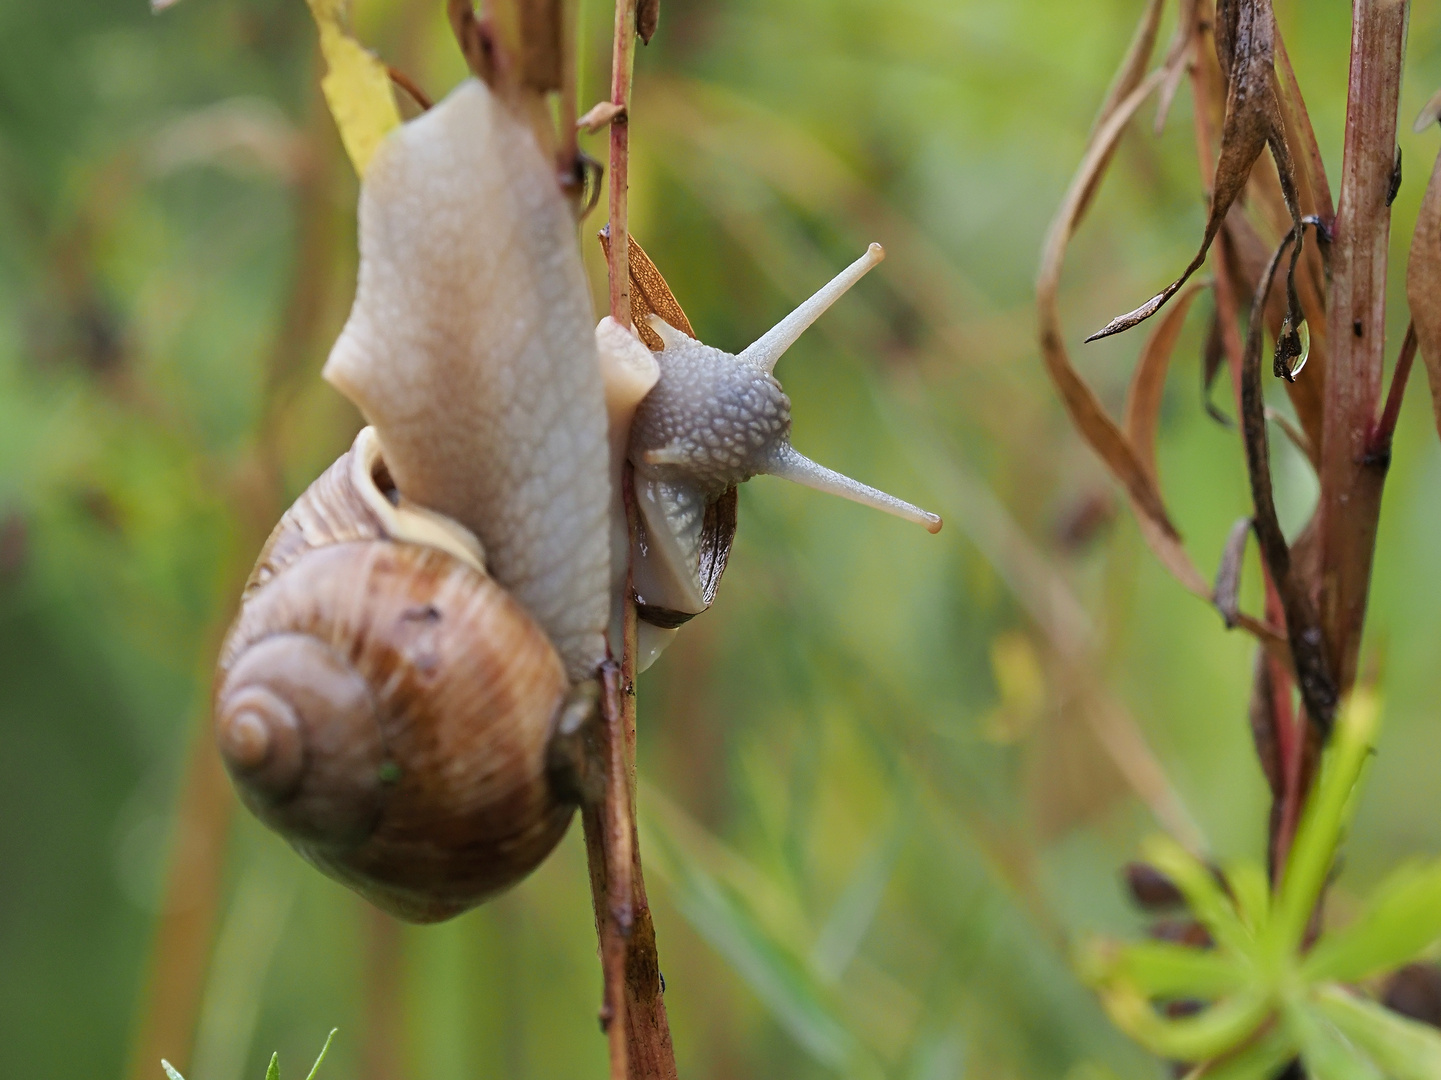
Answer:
304, 0, 401, 175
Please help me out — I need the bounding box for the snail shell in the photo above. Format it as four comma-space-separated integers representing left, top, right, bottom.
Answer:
215, 430, 574, 922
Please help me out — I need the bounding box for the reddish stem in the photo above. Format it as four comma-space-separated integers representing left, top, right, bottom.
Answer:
1369, 321, 1418, 459
607, 0, 638, 325
1316, 0, 1409, 692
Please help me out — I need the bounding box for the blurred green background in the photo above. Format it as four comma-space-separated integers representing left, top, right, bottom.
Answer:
2, 1, 1441, 1078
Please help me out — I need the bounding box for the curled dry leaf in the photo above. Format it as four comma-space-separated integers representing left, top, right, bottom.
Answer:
1087, 0, 1304, 354
637, 0, 660, 45
1414, 88, 1441, 134
1201, 304, 1233, 426
1238, 233, 1336, 733
1407, 142, 1441, 443
1038, 35, 1288, 662
1038, 69, 1182, 538
1247, 650, 1284, 798
1076, 0, 1165, 227
1124, 280, 1208, 483
1214, 516, 1253, 632
599, 228, 696, 349
578, 101, 626, 133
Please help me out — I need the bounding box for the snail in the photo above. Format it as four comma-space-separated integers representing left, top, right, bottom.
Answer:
624, 242, 942, 653
214, 75, 940, 922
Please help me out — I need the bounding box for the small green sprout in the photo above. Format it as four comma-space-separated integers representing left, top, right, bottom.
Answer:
1082, 692, 1441, 1079
162, 1028, 337, 1080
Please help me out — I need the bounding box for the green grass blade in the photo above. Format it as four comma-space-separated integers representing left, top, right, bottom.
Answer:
1082, 938, 1249, 999
1302, 859, 1441, 983
265, 1051, 280, 1080
1283, 1000, 1381, 1080
1141, 835, 1249, 955
1183, 1025, 1296, 1080
1097, 985, 1272, 1062
303, 1030, 337, 1080
1274, 692, 1381, 955
1311, 984, 1441, 1080
1224, 861, 1270, 936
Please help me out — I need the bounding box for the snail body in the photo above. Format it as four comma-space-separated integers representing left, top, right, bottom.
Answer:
216, 431, 574, 922
216, 73, 942, 920
627, 244, 942, 630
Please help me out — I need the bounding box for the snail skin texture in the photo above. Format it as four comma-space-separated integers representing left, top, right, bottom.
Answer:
216, 431, 573, 922
324, 76, 611, 684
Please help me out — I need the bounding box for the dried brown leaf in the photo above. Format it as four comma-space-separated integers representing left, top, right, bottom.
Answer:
1154, 0, 1200, 134
599, 228, 695, 350
1239, 232, 1336, 732
1088, 0, 1304, 348
1275, 30, 1335, 228
1414, 88, 1441, 134
1072, 0, 1165, 226
637, 0, 660, 44
1200, 297, 1236, 426
1124, 280, 1208, 481
1039, 71, 1175, 526
1039, 68, 1220, 601
1214, 515, 1253, 630
1408, 145, 1441, 443
1247, 650, 1284, 797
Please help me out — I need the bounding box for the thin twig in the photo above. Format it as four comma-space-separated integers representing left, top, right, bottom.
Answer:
607, 0, 639, 325
386, 65, 433, 112
581, 4, 679, 1077
1369, 321, 1418, 461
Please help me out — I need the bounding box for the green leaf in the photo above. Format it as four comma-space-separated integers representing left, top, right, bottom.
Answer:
1311, 984, 1441, 1080
1088, 939, 1249, 999
1141, 835, 1249, 956
304, 1030, 338, 1080
160, 1062, 185, 1080
809, 825, 901, 983
1183, 1025, 1297, 1080
650, 824, 855, 1069
1303, 860, 1441, 983
265, 1051, 280, 1080
1284, 1000, 1381, 1080
1097, 984, 1272, 1062
1224, 860, 1270, 936
1274, 692, 1381, 956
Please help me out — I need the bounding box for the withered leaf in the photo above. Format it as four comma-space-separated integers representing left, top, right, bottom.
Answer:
1238, 231, 1336, 733
1275, 31, 1335, 229
1414, 87, 1441, 134
1214, 515, 1253, 630
1038, 10, 1290, 664
1075, 0, 1166, 226
599, 227, 696, 350
1247, 651, 1284, 798
1124, 280, 1208, 482
1088, 0, 1305, 351
1407, 143, 1441, 443
637, 0, 660, 45
1201, 303, 1233, 426
1153, 0, 1200, 134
